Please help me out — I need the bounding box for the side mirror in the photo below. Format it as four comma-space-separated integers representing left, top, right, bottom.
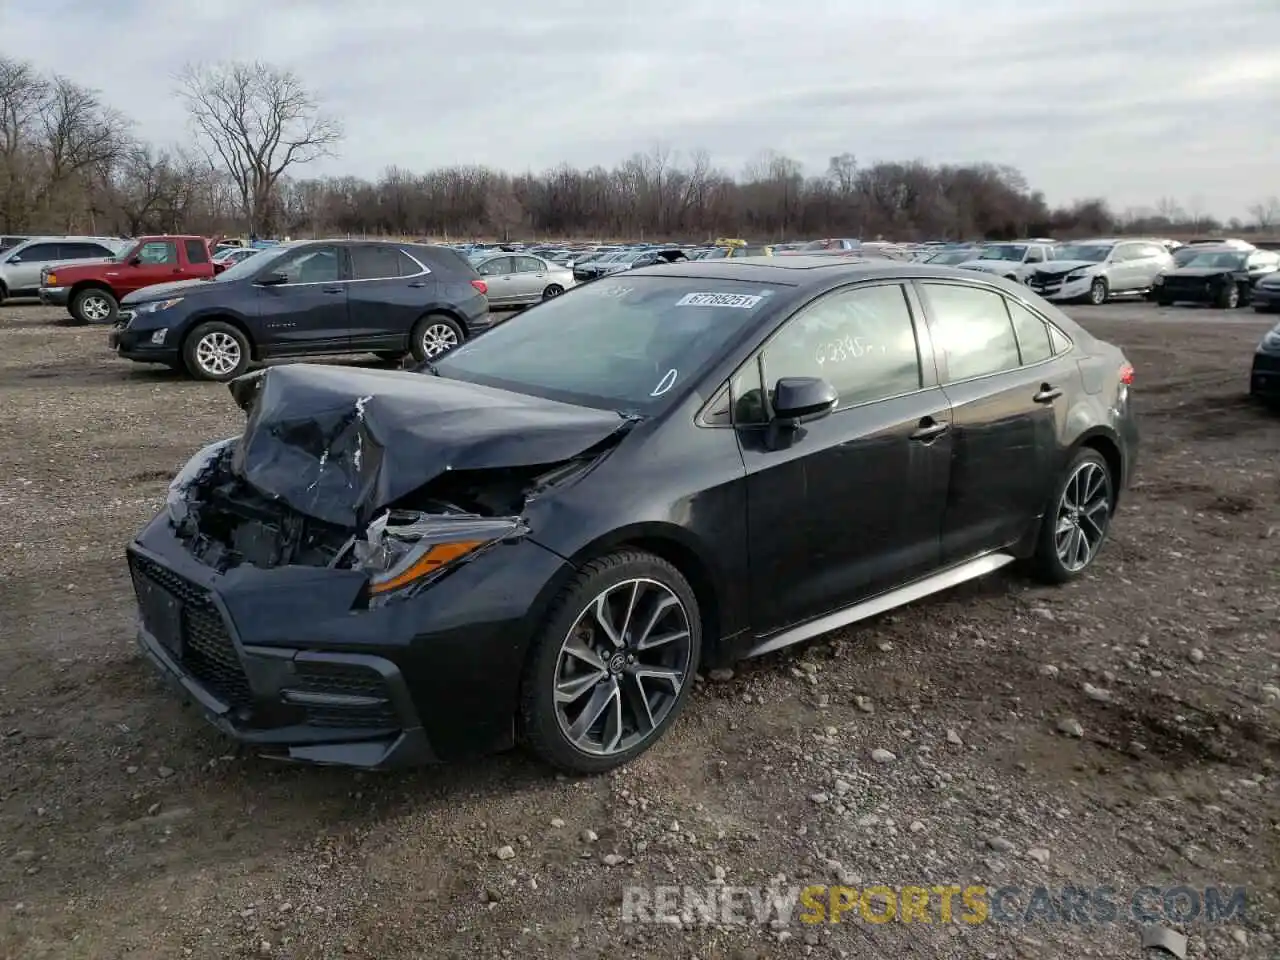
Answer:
256, 272, 288, 286
772, 376, 838, 424
6, 256, 19, 263
128, 255, 142, 266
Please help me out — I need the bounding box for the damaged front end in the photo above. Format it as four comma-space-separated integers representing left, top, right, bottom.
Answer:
165, 364, 634, 598
127, 364, 634, 766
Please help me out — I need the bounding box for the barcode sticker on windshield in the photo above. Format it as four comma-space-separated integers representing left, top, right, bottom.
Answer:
676, 292, 763, 309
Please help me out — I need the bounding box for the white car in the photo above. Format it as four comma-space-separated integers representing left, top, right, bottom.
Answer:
955, 242, 1055, 283
1026, 239, 1174, 305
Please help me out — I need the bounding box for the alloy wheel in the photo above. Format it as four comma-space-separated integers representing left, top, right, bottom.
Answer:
1054, 461, 1111, 572
195, 331, 242, 376
553, 578, 693, 757
420, 323, 458, 358
1089, 279, 1107, 305
82, 295, 111, 321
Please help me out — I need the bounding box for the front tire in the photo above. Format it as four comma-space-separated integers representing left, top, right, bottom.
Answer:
1030, 449, 1114, 584
519, 551, 701, 774
1216, 283, 1241, 309
410, 314, 463, 362
1088, 277, 1108, 306
70, 287, 118, 325
182, 321, 250, 382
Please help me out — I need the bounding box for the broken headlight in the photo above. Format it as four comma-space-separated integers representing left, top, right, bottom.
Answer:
166, 437, 238, 524
352, 511, 528, 602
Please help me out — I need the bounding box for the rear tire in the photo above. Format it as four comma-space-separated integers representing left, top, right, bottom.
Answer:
519, 550, 701, 774
542, 284, 564, 300
182, 321, 250, 382
410, 314, 464, 362
70, 287, 118, 325
1030, 448, 1114, 585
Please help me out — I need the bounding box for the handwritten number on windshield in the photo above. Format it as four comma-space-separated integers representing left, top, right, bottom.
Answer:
651, 368, 678, 397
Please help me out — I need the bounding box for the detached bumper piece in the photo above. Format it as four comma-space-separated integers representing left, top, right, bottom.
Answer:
127, 549, 434, 767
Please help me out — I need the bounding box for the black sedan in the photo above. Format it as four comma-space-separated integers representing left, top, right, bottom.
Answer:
110, 240, 491, 381
125, 258, 1138, 772
1152, 248, 1279, 309
1251, 270, 1280, 314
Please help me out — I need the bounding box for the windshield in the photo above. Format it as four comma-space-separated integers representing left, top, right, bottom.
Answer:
978, 244, 1027, 262
1181, 251, 1246, 270
927, 250, 979, 264
1053, 244, 1113, 263
433, 275, 783, 412
215, 244, 291, 282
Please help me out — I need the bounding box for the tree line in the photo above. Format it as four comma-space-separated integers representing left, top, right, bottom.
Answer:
3, 53, 1278, 243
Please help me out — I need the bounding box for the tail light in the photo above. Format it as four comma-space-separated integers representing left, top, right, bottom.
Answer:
1119, 362, 1134, 385
471, 279, 488, 295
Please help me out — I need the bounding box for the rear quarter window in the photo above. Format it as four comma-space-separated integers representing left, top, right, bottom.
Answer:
418, 246, 479, 278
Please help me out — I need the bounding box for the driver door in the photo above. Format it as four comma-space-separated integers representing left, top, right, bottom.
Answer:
737, 281, 952, 634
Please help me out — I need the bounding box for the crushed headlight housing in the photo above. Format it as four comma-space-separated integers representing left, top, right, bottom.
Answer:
165, 437, 238, 525
352, 510, 528, 603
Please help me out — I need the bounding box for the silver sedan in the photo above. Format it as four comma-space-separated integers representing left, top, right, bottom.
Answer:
475, 254, 576, 307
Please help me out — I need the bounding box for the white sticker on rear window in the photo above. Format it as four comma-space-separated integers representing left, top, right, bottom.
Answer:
675, 292, 763, 309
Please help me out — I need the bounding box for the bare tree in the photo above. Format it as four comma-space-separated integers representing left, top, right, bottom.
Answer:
176, 61, 342, 236
1248, 197, 1280, 232
0, 56, 48, 229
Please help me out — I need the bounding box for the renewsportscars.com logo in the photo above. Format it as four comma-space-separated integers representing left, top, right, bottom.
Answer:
621, 884, 1247, 927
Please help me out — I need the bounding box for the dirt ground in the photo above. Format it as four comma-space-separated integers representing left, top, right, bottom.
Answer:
0, 299, 1277, 960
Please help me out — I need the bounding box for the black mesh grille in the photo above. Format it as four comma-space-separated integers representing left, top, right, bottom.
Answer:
129, 553, 254, 709
293, 661, 398, 729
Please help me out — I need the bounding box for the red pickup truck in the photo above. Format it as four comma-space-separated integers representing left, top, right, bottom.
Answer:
40, 235, 216, 324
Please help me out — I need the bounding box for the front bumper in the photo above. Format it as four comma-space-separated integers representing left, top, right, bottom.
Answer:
111, 321, 181, 364
1251, 287, 1280, 311
127, 512, 569, 767
1028, 275, 1093, 301
1251, 350, 1280, 400
1155, 281, 1228, 304
39, 286, 69, 307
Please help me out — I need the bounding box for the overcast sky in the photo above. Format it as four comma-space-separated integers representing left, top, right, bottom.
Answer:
8, 0, 1279, 218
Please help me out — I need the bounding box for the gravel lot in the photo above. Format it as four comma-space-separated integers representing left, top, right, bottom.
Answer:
1, 300, 1277, 960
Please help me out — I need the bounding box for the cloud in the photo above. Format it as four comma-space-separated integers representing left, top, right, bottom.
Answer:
7, 0, 1278, 218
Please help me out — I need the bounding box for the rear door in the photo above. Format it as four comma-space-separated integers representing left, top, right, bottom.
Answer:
6, 242, 65, 293
476, 256, 516, 305
510, 256, 549, 303
253, 244, 351, 356
739, 281, 952, 633
347, 243, 433, 351
182, 238, 214, 278
915, 280, 1072, 562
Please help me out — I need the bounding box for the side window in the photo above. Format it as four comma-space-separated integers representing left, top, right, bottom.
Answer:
477, 257, 512, 277
1007, 299, 1053, 365
184, 239, 210, 264
920, 283, 1021, 381
515, 256, 544, 273
1049, 325, 1072, 355
1137, 243, 1165, 259
396, 249, 427, 277
137, 241, 177, 265
1025, 246, 1046, 263
1113, 244, 1138, 262
759, 283, 922, 410
350, 245, 403, 280
19, 243, 61, 261
702, 363, 766, 427
274, 246, 340, 284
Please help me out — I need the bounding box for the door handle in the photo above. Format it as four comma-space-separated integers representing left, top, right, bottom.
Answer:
909, 418, 949, 442
321, 286, 344, 294
407, 280, 428, 288
1033, 384, 1063, 403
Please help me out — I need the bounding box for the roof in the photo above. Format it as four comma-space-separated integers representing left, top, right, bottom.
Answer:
630, 255, 1006, 288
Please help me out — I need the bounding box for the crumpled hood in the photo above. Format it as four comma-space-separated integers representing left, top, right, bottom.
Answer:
122, 278, 218, 304
1033, 260, 1101, 277
226, 364, 632, 528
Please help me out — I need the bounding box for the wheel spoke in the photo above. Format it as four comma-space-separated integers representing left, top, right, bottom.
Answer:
592, 590, 625, 648
616, 581, 640, 645
566, 680, 619, 745
633, 594, 678, 648
631, 665, 683, 693
621, 672, 656, 733
556, 668, 606, 704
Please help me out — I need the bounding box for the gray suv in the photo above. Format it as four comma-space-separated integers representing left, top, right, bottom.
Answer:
0, 236, 128, 304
